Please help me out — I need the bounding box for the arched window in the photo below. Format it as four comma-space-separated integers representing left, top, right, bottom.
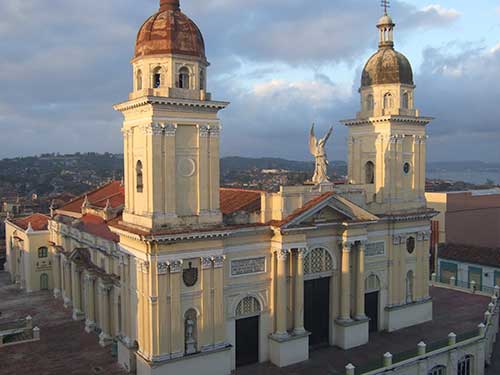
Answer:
365, 161, 375, 184
428, 365, 446, 375
38, 246, 48, 258
152, 67, 161, 88
402, 92, 409, 109
178, 67, 190, 89
366, 94, 374, 111
304, 248, 334, 276
184, 309, 198, 355
136, 160, 143, 193
365, 274, 381, 293
236, 296, 261, 318
458, 355, 473, 375
136, 69, 143, 91
40, 273, 49, 290
383, 92, 393, 109
406, 271, 414, 303
199, 69, 205, 90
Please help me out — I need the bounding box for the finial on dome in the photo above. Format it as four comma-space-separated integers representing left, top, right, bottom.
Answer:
377, 2, 395, 49
160, 0, 180, 11
381, 0, 390, 15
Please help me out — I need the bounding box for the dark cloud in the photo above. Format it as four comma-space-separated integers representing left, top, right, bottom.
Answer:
2, 0, 494, 163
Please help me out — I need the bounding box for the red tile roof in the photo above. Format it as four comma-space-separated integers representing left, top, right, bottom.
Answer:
220, 188, 262, 215
440, 243, 500, 268
10, 213, 49, 231
77, 214, 120, 242
59, 181, 124, 214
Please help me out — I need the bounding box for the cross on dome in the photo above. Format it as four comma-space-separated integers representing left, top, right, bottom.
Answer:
381, 0, 390, 15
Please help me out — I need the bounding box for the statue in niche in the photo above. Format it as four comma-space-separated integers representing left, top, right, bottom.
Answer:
309, 124, 333, 184
184, 309, 197, 355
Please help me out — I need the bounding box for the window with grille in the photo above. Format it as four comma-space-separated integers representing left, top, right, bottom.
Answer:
38, 247, 48, 258
304, 248, 334, 275
428, 365, 446, 375
457, 355, 472, 375
236, 296, 261, 318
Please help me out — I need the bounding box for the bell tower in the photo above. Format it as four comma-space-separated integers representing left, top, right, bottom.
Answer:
114, 0, 229, 230
342, 11, 432, 213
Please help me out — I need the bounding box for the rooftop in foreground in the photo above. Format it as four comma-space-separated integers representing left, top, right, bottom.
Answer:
236, 286, 490, 375
0, 272, 126, 375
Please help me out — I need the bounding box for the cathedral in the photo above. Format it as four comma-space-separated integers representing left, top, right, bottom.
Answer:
5, 1, 436, 374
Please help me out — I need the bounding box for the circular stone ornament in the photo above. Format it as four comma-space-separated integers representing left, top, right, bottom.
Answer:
177, 158, 196, 177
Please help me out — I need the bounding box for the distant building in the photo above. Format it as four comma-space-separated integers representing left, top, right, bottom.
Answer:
426, 189, 500, 291
4, 213, 51, 292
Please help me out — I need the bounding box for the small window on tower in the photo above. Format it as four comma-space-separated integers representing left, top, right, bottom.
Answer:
404, 162, 411, 175
178, 67, 190, 89
136, 69, 143, 91
136, 160, 144, 193
153, 67, 161, 89
199, 69, 205, 90
402, 92, 409, 109
366, 94, 374, 111
365, 161, 375, 184
384, 92, 393, 109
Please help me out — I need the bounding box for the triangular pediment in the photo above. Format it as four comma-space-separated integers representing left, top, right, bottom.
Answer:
281, 193, 379, 229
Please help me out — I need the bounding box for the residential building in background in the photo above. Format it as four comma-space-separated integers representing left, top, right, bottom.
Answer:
426, 189, 500, 291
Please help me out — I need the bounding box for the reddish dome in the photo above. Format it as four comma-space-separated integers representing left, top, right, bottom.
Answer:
134, 0, 206, 60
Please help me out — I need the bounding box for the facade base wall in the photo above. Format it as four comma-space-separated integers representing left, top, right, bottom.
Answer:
386, 299, 433, 332
136, 347, 231, 375
334, 319, 369, 349
269, 333, 309, 368
118, 339, 137, 373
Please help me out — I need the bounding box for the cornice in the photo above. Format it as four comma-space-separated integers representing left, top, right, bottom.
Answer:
113, 95, 229, 112
341, 115, 434, 127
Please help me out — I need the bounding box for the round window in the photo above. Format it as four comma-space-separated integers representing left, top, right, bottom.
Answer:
403, 162, 411, 174
406, 237, 415, 254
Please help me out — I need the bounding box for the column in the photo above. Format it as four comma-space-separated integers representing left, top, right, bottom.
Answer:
293, 248, 306, 334
422, 232, 431, 299
200, 257, 213, 350
213, 256, 226, 347
169, 260, 183, 358
71, 262, 83, 320
340, 242, 352, 322
52, 253, 61, 298
84, 273, 96, 333
355, 242, 366, 320
98, 281, 112, 346
63, 258, 72, 308
274, 249, 289, 338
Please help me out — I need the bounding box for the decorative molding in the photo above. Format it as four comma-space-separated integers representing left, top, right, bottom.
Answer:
199, 124, 210, 138
201, 257, 213, 270
170, 260, 183, 273
157, 262, 169, 275
297, 248, 307, 259
213, 255, 225, 268
275, 248, 289, 261
164, 123, 177, 137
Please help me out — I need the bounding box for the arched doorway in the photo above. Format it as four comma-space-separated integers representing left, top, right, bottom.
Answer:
40, 273, 49, 290
365, 274, 381, 332
303, 247, 334, 347
235, 296, 261, 367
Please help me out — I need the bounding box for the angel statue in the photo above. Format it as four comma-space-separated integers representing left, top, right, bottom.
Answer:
309, 124, 333, 184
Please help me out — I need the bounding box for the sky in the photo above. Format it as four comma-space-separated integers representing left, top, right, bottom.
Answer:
0, 0, 499, 162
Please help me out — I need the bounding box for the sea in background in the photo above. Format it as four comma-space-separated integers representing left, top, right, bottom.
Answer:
427, 170, 500, 185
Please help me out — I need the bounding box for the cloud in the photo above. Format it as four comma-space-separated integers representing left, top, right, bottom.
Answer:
417, 42, 500, 161
0, 0, 492, 164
